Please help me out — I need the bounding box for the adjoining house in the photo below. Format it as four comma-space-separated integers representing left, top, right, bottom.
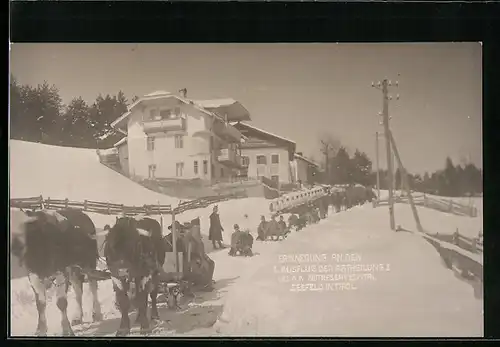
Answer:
110, 89, 252, 184
231, 122, 296, 185
293, 152, 321, 187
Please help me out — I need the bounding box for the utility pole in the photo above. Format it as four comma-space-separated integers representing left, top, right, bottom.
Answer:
372, 78, 399, 231
375, 131, 381, 200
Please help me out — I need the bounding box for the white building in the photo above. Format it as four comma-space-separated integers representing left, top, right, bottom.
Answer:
110, 90, 252, 184
231, 122, 297, 185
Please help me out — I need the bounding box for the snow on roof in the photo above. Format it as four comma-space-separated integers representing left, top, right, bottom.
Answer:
144, 90, 172, 97
194, 98, 238, 109
294, 153, 319, 167
113, 137, 127, 147
236, 122, 296, 145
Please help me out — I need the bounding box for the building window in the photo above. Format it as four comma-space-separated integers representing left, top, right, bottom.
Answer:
150, 109, 159, 121
160, 109, 171, 120
146, 136, 155, 151
194, 161, 199, 175
257, 155, 267, 165
203, 160, 208, 175
148, 164, 156, 179
174, 107, 181, 117
176, 162, 184, 177
220, 168, 224, 178
175, 135, 184, 148
271, 154, 280, 164
241, 156, 250, 167
271, 175, 279, 183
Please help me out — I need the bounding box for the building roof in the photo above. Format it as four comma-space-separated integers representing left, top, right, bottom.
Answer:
194, 99, 252, 122
111, 92, 251, 131
232, 122, 296, 146
295, 153, 319, 168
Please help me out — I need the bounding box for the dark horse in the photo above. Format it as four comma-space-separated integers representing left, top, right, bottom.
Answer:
103, 216, 166, 336
10, 209, 103, 336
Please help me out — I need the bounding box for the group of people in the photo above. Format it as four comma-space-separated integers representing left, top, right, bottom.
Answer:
205, 186, 375, 257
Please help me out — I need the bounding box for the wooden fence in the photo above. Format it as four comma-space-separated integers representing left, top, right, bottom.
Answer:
375, 193, 478, 217
10, 191, 246, 216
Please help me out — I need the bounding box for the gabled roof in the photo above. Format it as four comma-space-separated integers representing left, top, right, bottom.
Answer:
111, 92, 252, 131
295, 153, 319, 168
232, 122, 296, 146
111, 93, 223, 131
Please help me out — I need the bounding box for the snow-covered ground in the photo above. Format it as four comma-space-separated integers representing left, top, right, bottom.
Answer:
9, 141, 483, 337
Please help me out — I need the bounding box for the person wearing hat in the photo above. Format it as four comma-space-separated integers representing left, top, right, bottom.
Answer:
229, 223, 253, 257
209, 205, 225, 249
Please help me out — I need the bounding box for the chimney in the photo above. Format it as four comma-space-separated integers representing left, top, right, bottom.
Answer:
179, 88, 187, 98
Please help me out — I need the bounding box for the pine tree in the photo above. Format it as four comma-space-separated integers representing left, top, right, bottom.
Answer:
351, 149, 373, 186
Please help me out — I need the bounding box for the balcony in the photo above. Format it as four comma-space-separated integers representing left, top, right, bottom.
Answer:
217, 148, 243, 168
143, 118, 184, 133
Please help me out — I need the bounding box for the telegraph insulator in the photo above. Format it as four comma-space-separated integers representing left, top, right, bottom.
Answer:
388, 80, 392, 86
389, 96, 393, 100
378, 111, 382, 116
377, 82, 381, 87
395, 81, 399, 86
396, 94, 400, 100
371, 82, 375, 87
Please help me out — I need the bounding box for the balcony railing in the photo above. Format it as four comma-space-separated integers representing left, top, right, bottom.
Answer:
143, 118, 184, 133
217, 148, 242, 168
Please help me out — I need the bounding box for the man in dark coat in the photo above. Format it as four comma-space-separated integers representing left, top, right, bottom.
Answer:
257, 215, 268, 241
278, 215, 289, 237
209, 205, 224, 249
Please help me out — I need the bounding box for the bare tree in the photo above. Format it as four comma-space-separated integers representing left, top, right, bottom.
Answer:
319, 133, 341, 182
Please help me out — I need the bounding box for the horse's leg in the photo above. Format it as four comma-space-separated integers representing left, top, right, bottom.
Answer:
149, 272, 160, 321
88, 277, 103, 322
54, 271, 74, 336
28, 272, 48, 336
68, 267, 84, 326
136, 276, 152, 334
112, 277, 131, 336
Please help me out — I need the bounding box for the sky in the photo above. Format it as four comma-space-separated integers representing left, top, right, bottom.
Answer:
10, 43, 482, 175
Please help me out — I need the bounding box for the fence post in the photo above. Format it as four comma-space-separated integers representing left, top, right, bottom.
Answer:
423, 194, 427, 207
121, 204, 125, 215
65, 198, 69, 209
46, 197, 51, 210
448, 199, 453, 213
453, 228, 460, 246
84, 200, 88, 211
471, 237, 477, 253
39, 195, 44, 210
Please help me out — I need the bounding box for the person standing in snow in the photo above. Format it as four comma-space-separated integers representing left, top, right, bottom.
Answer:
257, 215, 268, 241
209, 205, 225, 249
278, 215, 289, 237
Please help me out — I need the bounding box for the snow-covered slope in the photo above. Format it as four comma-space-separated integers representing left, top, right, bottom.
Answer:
214, 203, 483, 337
9, 140, 179, 206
